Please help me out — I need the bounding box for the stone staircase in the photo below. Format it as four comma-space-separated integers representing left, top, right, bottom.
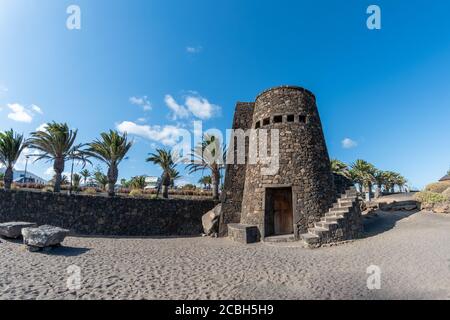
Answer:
300, 187, 362, 248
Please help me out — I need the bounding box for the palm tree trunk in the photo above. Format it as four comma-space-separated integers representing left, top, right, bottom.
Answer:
4, 166, 14, 190
53, 158, 64, 193
162, 184, 169, 199
212, 169, 220, 200
366, 182, 372, 202
107, 165, 118, 197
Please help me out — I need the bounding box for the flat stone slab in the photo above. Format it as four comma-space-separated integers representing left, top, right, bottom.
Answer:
0, 222, 38, 239
22, 225, 70, 249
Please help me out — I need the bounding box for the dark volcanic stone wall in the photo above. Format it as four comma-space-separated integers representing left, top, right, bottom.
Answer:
0, 190, 216, 237
219, 102, 255, 236
240, 86, 336, 239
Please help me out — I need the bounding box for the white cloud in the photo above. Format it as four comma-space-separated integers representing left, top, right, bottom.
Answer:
116, 121, 187, 146
7, 103, 33, 123
165, 93, 221, 120
36, 123, 48, 132
129, 96, 152, 111
185, 95, 220, 120
30, 104, 43, 114
186, 46, 203, 54
165, 95, 189, 120
342, 138, 358, 149
136, 117, 147, 123
5, 103, 43, 123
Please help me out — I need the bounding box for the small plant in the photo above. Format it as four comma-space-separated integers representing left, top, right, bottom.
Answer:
414, 191, 448, 205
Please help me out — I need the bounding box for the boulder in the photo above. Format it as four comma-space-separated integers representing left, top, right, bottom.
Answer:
202, 204, 222, 236
22, 225, 70, 249
0, 222, 38, 239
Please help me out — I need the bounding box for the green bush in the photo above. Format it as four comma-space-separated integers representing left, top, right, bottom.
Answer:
414, 191, 448, 205
424, 182, 450, 194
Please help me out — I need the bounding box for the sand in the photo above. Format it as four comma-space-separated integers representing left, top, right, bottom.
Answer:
1, 210, 450, 300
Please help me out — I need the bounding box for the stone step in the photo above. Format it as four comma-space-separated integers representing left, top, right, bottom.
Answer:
300, 233, 320, 245
338, 199, 354, 205
308, 227, 329, 236
322, 215, 344, 222
263, 234, 295, 243
315, 221, 338, 229
329, 207, 349, 214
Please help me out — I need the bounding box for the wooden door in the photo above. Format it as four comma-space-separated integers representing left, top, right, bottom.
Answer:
273, 189, 293, 235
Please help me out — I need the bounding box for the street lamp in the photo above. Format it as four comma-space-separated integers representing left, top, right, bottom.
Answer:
24, 155, 30, 184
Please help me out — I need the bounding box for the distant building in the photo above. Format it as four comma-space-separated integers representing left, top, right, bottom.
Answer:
0, 168, 47, 185
144, 176, 160, 190
439, 175, 450, 182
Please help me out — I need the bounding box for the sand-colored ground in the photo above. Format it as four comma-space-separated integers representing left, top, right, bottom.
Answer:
1, 210, 450, 300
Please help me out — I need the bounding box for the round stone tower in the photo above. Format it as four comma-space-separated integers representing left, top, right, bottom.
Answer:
239, 86, 335, 240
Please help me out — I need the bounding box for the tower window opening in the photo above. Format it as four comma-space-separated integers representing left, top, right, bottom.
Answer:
255, 121, 261, 129
263, 118, 270, 126
274, 115, 283, 123
287, 115, 295, 122
299, 115, 306, 123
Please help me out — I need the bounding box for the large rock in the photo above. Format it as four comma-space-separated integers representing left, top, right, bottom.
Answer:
22, 225, 70, 249
0, 222, 37, 239
202, 204, 222, 236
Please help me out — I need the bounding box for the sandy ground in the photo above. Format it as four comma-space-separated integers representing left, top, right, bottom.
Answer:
1, 210, 450, 300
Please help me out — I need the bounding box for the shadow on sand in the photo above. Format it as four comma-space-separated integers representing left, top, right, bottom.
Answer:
42, 246, 91, 257
362, 210, 419, 239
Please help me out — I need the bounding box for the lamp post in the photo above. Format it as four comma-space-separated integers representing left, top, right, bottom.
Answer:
24, 155, 30, 184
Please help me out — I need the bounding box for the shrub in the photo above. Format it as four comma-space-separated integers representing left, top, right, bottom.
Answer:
83, 187, 97, 195
424, 182, 450, 194
129, 189, 143, 198
414, 191, 448, 205
42, 186, 53, 193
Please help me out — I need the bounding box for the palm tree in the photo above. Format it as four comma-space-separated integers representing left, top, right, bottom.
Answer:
28, 122, 85, 193
80, 169, 91, 185
146, 149, 174, 199
330, 159, 351, 178
130, 176, 147, 190
87, 130, 132, 197
186, 135, 225, 200
350, 159, 377, 201
0, 129, 28, 190
199, 175, 212, 190
72, 173, 82, 191
169, 166, 181, 189
374, 170, 386, 198
93, 170, 108, 191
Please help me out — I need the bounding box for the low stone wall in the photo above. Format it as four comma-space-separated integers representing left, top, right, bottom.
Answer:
0, 190, 216, 237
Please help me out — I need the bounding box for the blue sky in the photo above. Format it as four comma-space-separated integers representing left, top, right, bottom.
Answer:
0, 0, 449, 188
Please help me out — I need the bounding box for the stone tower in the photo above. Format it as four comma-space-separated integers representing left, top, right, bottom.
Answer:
221, 86, 362, 246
